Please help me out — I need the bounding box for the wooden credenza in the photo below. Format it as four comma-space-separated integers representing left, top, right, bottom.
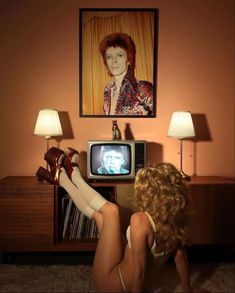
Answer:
0, 176, 234, 252
188, 176, 235, 245
0, 176, 116, 252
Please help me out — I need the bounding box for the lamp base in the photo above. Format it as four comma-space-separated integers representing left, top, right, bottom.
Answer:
180, 170, 191, 181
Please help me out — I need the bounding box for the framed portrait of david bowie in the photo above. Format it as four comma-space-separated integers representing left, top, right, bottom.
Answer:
79, 8, 159, 118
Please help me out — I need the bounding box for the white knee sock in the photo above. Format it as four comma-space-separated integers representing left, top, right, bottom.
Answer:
59, 169, 94, 219
71, 167, 108, 211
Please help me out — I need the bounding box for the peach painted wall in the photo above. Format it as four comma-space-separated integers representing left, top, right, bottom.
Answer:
0, 0, 234, 179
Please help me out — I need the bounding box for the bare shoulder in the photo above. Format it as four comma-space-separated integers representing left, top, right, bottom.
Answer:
130, 212, 153, 250
130, 212, 151, 232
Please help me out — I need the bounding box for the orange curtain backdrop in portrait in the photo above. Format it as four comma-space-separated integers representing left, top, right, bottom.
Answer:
81, 10, 155, 116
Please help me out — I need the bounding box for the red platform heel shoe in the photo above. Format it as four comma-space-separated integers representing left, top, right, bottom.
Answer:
44, 147, 64, 172
36, 164, 62, 185
63, 147, 80, 179
36, 163, 61, 185
36, 166, 55, 184
36, 147, 64, 185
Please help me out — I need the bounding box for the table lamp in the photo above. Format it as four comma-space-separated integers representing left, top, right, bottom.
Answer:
167, 111, 195, 181
34, 108, 63, 169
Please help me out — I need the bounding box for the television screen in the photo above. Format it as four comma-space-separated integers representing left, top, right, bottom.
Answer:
90, 144, 131, 176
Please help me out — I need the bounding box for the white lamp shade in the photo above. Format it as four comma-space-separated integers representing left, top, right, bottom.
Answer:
34, 108, 63, 138
167, 111, 195, 139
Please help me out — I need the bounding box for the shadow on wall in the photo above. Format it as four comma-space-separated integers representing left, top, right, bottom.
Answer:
53, 111, 74, 149
124, 123, 134, 140
191, 113, 212, 176
57, 111, 74, 140
123, 122, 163, 166
191, 113, 212, 142
78, 151, 88, 178
146, 142, 163, 165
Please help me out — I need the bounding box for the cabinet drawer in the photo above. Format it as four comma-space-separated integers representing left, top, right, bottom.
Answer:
0, 177, 54, 251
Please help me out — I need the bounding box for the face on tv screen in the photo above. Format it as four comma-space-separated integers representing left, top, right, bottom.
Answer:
90, 144, 131, 175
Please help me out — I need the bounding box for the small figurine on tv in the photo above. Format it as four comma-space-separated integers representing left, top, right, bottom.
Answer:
112, 120, 122, 140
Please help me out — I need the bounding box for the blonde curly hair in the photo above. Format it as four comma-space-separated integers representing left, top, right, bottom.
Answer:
133, 162, 190, 251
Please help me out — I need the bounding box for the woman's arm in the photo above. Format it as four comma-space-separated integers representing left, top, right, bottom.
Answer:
174, 245, 192, 292
130, 213, 149, 292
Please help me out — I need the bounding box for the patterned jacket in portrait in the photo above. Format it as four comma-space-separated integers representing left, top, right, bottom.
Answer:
103, 67, 154, 116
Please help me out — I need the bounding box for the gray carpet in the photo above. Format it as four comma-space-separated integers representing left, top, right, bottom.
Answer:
0, 262, 235, 292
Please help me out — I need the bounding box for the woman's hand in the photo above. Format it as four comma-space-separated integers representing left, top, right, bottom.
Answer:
174, 245, 192, 292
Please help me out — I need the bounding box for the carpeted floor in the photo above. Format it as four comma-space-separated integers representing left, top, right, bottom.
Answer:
0, 262, 235, 292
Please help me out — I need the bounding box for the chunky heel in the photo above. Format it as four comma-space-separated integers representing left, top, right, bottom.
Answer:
36, 165, 61, 185
36, 147, 64, 185
36, 166, 54, 184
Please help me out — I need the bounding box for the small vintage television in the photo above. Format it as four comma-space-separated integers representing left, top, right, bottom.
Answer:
87, 140, 147, 180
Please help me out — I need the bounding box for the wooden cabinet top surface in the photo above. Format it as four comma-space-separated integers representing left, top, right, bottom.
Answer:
88, 176, 235, 186
189, 176, 235, 185
0, 176, 54, 194
0, 175, 234, 191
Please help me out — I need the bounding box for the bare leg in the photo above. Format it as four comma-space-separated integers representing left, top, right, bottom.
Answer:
59, 163, 124, 291
92, 202, 126, 292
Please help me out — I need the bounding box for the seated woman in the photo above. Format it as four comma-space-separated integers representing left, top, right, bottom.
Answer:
36, 147, 208, 292
99, 32, 154, 116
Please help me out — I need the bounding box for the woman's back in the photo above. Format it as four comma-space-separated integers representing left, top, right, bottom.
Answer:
119, 210, 174, 292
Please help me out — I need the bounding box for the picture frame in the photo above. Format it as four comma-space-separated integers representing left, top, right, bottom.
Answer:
79, 8, 159, 118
